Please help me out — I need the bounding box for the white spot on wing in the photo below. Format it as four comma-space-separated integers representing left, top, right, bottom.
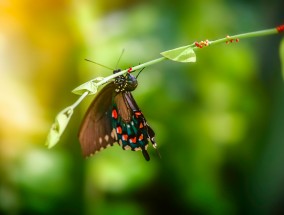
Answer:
134, 147, 142, 151
111, 129, 117, 140
124, 145, 131, 150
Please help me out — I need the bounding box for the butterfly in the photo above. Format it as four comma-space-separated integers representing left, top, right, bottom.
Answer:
78, 69, 158, 161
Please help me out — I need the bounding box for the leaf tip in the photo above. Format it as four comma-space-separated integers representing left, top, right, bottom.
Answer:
45, 107, 74, 149
160, 45, 196, 63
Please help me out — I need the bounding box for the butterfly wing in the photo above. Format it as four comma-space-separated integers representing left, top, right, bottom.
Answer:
79, 82, 117, 157
124, 91, 157, 148
112, 92, 157, 161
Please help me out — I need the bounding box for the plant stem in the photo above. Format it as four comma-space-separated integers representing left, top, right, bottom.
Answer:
104, 26, 282, 80
208, 27, 278, 47
70, 91, 89, 109
103, 57, 166, 80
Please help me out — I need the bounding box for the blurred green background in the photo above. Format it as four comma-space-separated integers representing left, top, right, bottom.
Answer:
1, 0, 284, 214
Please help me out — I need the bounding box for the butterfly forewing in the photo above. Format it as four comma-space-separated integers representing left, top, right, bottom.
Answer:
79, 82, 117, 157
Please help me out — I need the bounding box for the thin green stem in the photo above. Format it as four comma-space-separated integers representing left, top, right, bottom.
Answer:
204, 27, 278, 47
70, 91, 89, 109
89, 57, 167, 88
95, 27, 281, 83
132, 57, 167, 70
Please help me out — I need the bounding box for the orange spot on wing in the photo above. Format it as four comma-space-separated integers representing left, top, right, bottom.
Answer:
116, 126, 122, 134
130, 137, 137, 143
139, 134, 143, 141
139, 123, 144, 128
112, 109, 118, 119
135, 112, 142, 118
122, 134, 128, 141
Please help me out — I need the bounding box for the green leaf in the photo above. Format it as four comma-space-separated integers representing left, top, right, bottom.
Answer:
46, 107, 74, 148
280, 37, 284, 80
72, 81, 97, 95
160, 45, 196, 63
72, 77, 104, 95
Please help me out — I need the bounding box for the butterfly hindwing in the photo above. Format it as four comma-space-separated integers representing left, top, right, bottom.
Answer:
112, 91, 156, 161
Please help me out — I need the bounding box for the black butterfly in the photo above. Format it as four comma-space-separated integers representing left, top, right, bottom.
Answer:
79, 69, 157, 161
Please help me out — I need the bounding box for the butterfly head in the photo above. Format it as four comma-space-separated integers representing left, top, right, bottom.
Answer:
113, 69, 138, 93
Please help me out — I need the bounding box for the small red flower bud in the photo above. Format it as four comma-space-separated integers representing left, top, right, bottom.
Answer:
276, 25, 284, 33
127, 67, 132, 73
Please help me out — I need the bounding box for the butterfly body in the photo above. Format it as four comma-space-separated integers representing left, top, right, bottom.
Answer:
79, 69, 157, 161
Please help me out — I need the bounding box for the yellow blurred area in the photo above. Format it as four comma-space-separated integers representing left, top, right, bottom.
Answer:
0, 0, 284, 214
0, 0, 72, 156
0, 2, 75, 214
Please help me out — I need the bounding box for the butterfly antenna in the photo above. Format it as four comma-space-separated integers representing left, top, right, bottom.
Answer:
85, 59, 114, 71
136, 67, 145, 79
115, 49, 125, 69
